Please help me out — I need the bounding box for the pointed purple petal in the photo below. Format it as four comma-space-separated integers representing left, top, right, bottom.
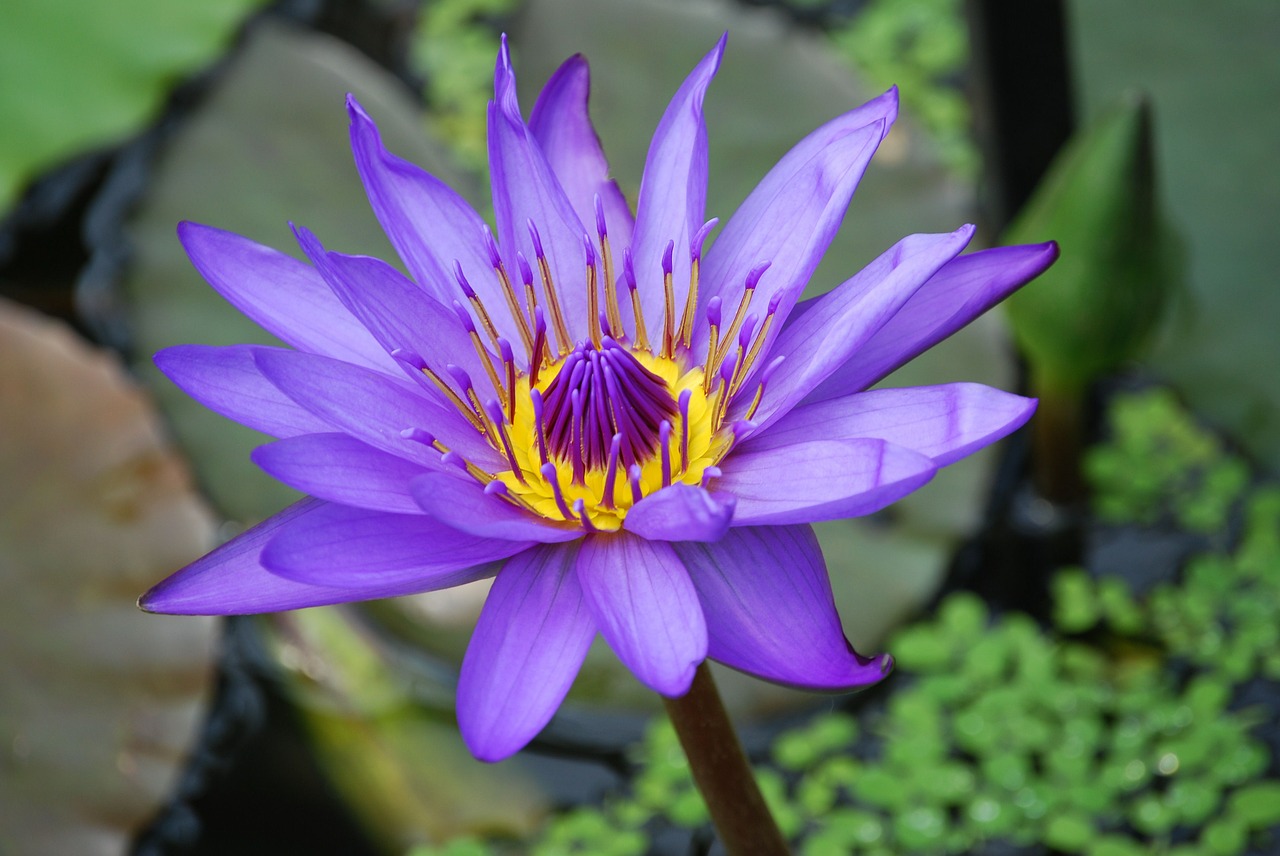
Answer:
260, 502, 526, 588
345, 97, 526, 347
177, 222, 394, 373
806, 242, 1059, 402
630, 35, 725, 335
488, 38, 589, 349
746, 383, 1037, 466
575, 532, 706, 695
154, 344, 333, 438
409, 472, 582, 543
252, 347, 501, 469
529, 54, 635, 251
624, 483, 735, 542
675, 525, 892, 690
744, 227, 974, 427
252, 433, 431, 514
718, 438, 936, 525
292, 226, 495, 394
694, 88, 899, 360
457, 543, 595, 761
139, 499, 474, 614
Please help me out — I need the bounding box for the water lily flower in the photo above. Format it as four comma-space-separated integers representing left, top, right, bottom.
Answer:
142, 35, 1056, 761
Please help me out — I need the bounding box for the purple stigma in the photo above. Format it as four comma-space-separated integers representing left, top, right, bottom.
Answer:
745, 260, 771, 290
583, 233, 597, 267
706, 296, 723, 327
452, 300, 477, 333
622, 248, 637, 292
482, 225, 502, 268
539, 341, 677, 475
454, 261, 477, 298
691, 218, 719, 262
594, 193, 608, 238
516, 251, 534, 286
527, 220, 546, 260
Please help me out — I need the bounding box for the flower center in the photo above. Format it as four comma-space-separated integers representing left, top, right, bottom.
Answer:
397, 200, 782, 533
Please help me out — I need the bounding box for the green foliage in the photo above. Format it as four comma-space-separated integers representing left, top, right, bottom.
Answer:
412, 0, 520, 172
1086, 388, 1250, 532
828, 0, 976, 176
413, 388, 1278, 855
0, 0, 264, 210
1004, 98, 1178, 395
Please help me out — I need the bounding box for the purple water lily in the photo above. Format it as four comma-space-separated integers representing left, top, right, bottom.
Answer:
141, 35, 1056, 761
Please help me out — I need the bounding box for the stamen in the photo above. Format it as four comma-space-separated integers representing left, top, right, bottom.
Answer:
485, 478, 541, 514
628, 463, 644, 505
712, 358, 736, 428
392, 348, 482, 431
661, 240, 676, 358
484, 399, 526, 483
446, 364, 493, 442
482, 226, 534, 356
623, 249, 650, 350
703, 295, 723, 394
441, 450, 494, 485
678, 388, 692, 471
727, 313, 759, 397
515, 250, 541, 339
700, 465, 721, 489
528, 220, 572, 354
584, 234, 602, 348
596, 194, 624, 338
572, 498, 601, 532
737, 291, 783, 394
659, 420, 672, 487
570, 388, 586, 485
452, 299, 505, 404
603, 432, 622, 510
715, 260, 770, 372
529, 388, 551, 465
530, 307, 548, 386
541, 462, 576, 520
499, 338, 517, 423
400, 427, 436, 447
676, 218, 718, 350
745, 355, 785, 421
453, 261, 500, 347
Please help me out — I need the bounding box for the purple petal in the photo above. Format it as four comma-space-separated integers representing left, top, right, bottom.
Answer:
345, 97, 525, 348
292, 226, 495, 394
457, 543, 595, 761
675, 525, 892, 690
529, 54, 635, 253
745, 383, 1037, 466
576, 532, 707, 695
260, 502, 526, 588
630, 35, 725, 336
806, 242, 1060, 402
624, 483, 735, 542
252, 433, 431, 514
139, 499, 471, 614
695, 88, 899, 361
743, 227, 974, 427
718, 438, 936, 525
488, 36, 589, 351
177, 222, 394, 373
409, 472, 582, 543
155, 344, 333, 438
252, 347, 501, 469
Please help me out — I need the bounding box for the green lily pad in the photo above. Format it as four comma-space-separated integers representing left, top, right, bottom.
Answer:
0, 299, 218, 854
0, 0, 263, 210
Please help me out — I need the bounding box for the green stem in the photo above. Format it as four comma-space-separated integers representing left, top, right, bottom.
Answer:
661, 662, 790, 856
1031, 373, 1088, 505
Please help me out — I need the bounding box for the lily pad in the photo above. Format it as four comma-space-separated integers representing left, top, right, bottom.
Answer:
0, 298, 218, 854
0, 0, 263, 210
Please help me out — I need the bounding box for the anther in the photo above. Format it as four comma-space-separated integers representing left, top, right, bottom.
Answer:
447, 364, 492, 442
454, 261, 500, 346
659, 420, 673, 487
716, 260, 770, 371
584, 234, 602, 348
481, 225, 534, 355
700, 465, 722, 489
628, 463, 644, 505
454, 299, 505, 402
572, 498, 601, 532
603, 432, 622, 510
678, 388, 692, 471
540, 462, 576, 521
623, 248, 649, 350
661, 239, 676, 358
528, 220, 572, 353
677, 218, 718, 349
400, 427, 436, 447
484, 399, 526, 483
498, 338, 517, 422
595, 194, 623, 338
393, 348, 482, 431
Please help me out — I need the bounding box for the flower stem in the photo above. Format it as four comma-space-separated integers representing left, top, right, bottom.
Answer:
661, 662, 790, 855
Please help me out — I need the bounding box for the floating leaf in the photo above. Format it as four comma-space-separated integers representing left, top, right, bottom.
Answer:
0, 299, 218, 854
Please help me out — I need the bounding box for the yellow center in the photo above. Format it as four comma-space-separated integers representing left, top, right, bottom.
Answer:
498, 349, 726, 530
